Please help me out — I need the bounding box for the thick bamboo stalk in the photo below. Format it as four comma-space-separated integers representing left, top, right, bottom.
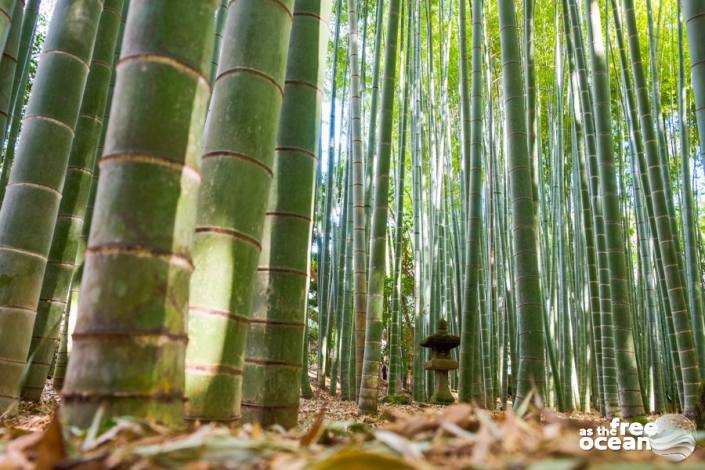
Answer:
0, 1, 16, 62
0, 1, 22, 147
0, 0, 41, 201
0, 0, 103, 416
61, 0, 216, 428
678, 0, 705, 380
22, 0, 125, 402
685, 0, 705, 157
184, 0, 292, 423
241, 0, 331, 429
584, 0, 644, 418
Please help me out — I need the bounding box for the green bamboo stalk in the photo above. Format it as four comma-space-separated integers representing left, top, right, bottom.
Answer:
184, 0, 292, 423
0, 0, 41, 201
458, 0, 483, 404
584, 0, 644, 418
331, 156, 350, 397
347, 0, 367, 400
316, 0, 348, 389
622, 0, 701, 418
685, 0, 705, 157
301, 306, 314, 398
61, 0, 216, 427
387, 7, 411, 397
358, 0, 400, 415
364, 0, 384, 233
6, 0, 40, 128
21, 0, 125, 402
241, 0, 331, 428
0, 0, 103, 416
210, 0, 227, 85
340, 155, 355, 401
51, 288, 71, 391
53, 0, 127, 394
497, 0, 545, 404
316, 0, 342, 390
609, 0, 684, 407
678, 0, 705, 379
0, 1, 16, 62
565, 0, 619, 415
564, 9, 603, 410
317, 86, 336, 392
0, 1, 22, 146
340, 155, 355, 400
524, 0, 539, 208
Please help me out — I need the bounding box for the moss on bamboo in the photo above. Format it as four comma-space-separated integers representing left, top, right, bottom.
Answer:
60, 0, 216, 428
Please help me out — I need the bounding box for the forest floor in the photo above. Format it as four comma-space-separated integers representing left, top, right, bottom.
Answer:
1, 381, 704, 469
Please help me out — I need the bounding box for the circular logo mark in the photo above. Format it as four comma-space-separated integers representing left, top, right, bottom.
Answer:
648, 414, 696, 462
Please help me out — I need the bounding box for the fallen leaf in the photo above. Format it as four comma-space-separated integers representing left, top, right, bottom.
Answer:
300, 411, 325, 447
308, 448, 420, 470
35, 414, 66, 470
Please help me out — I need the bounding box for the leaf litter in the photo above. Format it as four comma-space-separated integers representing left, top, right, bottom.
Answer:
1, 384, 704, 469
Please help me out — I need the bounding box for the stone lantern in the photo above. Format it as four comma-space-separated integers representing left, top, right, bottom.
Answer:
420, 319, 460, 404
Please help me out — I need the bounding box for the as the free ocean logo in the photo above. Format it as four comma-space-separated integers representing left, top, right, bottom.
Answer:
579, 414, 696, 461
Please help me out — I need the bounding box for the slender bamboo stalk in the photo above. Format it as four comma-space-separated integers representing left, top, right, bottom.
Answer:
387, 6, 411, 396
497, 0, 545, 403
316, 0, 342, 390
358, 0, 401, 415
347, 0, 367, 400
458, 0, 483, 404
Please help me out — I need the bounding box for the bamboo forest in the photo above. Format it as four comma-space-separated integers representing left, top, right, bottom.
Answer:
2, 0, 705, 467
